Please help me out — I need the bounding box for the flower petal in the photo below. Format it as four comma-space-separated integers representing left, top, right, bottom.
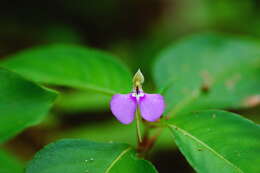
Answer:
139, 94, 165, 122
110, 94, 137, 124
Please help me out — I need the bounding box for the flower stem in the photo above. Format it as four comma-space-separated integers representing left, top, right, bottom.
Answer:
135, 108, 142, 144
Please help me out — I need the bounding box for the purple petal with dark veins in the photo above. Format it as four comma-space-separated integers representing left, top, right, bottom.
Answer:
139, 94, 165, 122
110, 94, 137, 124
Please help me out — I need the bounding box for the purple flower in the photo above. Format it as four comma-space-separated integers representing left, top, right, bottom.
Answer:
110, 69, 165, 124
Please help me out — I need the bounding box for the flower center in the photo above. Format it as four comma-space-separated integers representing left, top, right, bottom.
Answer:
132, 86, 144, 102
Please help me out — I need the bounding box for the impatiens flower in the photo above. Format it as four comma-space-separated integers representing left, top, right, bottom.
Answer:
110, 69, 165, 124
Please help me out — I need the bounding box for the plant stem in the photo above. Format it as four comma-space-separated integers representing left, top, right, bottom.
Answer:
137, 123, 164, 158
135, 108, 142, 144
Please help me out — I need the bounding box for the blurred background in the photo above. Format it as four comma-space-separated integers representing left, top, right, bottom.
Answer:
0, 0, 260, 172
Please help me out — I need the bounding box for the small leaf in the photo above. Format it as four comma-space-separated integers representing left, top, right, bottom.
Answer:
0, 68, 57, 143
0, 149, 23, 173
167, 110, 260, 173
1, 44, 132, 95
153, 33, 260, 116
26, 139, 158, 173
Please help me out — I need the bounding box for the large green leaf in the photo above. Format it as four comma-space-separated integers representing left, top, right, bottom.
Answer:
1, 44, 132, 95
0, 68, 57, 143
167, 110, 260, 173
26, 139, 158, 173
0, 149, 23, 173
153, 33, 260, 116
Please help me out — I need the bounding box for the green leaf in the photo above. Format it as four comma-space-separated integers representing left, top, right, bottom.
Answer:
167, 110, 260, 173
26, 139, 158, 173
0, 149, 23, 173
1, 44, 132, 95
153, 33, 260, 116
0, 68, 57, 143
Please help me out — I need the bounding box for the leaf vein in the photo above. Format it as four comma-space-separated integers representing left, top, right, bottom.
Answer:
169, 125, 244, 173
105, 147, 132, 173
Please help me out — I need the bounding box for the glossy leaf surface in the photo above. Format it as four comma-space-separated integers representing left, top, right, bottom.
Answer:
167, 110, 260, 173
0, 68, 57, 143
26, 139, 158, 173
2, 44, 132, 95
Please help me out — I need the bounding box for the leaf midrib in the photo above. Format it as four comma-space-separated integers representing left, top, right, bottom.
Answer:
168, 124, 244, 173
105, 147, 132, 173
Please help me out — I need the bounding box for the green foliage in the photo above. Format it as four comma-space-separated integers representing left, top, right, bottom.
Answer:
153, 33, 260, 116
0, 68, 57, 143
1, 32, 260, 172
26, 139, 158, 173
0, 0, 259, 170
167, 110, 260, 173
0, 149, 23, 173
1, 44, 132, 95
